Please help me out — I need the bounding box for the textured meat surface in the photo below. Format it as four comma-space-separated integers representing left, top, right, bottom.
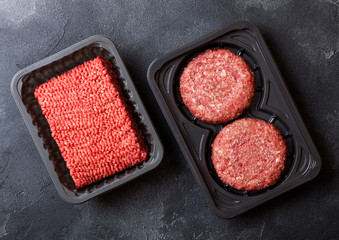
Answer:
180, 48, 255, 123
34, 56, 148, 188
211, 118, 287, 191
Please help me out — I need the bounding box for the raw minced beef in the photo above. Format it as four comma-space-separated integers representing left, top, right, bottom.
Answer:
211, 118, 287, 191
34, 56, 148, 188
179, 48, 255, 124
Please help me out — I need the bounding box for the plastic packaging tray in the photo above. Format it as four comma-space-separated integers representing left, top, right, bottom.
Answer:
11, 35, 163, 203
147, 20, 321, 218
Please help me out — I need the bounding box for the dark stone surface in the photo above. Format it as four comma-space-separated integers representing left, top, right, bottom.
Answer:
0, 0, 338, 239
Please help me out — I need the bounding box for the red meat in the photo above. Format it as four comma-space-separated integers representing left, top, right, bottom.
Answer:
34, 56, 148, 188
180, 48, 255, 123
211, 118, 287, 191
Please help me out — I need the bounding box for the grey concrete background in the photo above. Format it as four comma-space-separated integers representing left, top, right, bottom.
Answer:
1, 0, 338, 239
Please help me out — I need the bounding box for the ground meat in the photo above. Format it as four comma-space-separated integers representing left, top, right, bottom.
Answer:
211, 118, 287, 191
34, 56, 148, 188
179, 48, 255, 124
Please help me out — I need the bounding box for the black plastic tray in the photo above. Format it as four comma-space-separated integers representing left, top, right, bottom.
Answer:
11, 35, 163, 204
147, 20, 321, 218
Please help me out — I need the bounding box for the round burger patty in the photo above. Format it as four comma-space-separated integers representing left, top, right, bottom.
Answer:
211, 118, 287, 191
179, 48, 255, 123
